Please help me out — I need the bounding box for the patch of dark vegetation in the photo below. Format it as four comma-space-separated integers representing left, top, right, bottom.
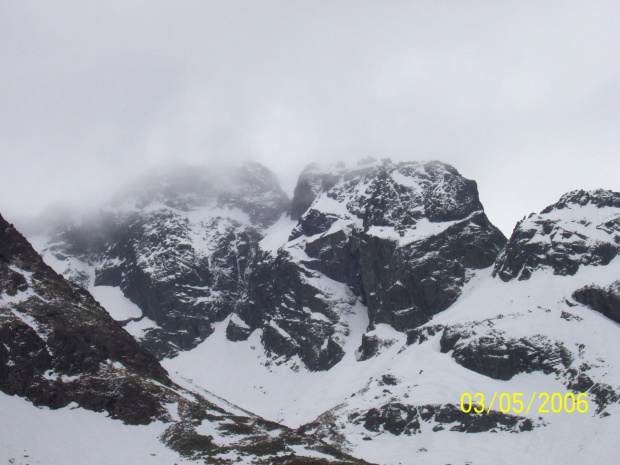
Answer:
236, 437, 288, 456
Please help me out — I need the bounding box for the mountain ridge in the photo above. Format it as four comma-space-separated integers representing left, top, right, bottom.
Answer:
12, 160, 620, 465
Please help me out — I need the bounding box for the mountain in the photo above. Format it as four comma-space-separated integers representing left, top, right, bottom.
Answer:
21, 160, 620, 464
233, 159, 506, 370
32, 159, 506, 370
288, 188, 620, 464
29, 162, 290, 359
0, 212, 169, 425
0, 212, 374, 464
494, 189, 620, 281
163, 180, 620, 464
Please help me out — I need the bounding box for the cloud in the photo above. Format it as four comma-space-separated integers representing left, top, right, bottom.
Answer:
1, 1, 619, 235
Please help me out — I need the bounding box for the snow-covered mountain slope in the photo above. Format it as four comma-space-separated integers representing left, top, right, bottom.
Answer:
164, 189, 620, 465
0, 212, 170, 424
229, 158, 506, 370
29, 162, 290, 358
301, 258, 620, 464
0, 212, 375, 464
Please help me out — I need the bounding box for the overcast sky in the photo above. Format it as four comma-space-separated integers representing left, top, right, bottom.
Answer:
1, 1, 619, 235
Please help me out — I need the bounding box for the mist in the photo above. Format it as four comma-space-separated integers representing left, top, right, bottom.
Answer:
2, 1, 620, 236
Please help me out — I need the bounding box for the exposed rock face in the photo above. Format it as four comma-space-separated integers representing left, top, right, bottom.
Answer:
572, 280, 620, 324
235, 159, 506, 370
356, 331, 400, 362
439, 326, 573, 381
494, 189, 620, 281
36, 162, 290, 358
302, 399, 540, 450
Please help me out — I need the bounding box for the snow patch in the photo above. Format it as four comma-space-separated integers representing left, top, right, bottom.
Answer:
90, 285, 142, 320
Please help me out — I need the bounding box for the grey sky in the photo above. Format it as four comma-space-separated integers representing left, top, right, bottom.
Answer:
1, 1, 619, 235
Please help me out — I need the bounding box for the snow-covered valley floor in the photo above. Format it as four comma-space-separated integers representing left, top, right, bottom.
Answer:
163, 261, 620, 465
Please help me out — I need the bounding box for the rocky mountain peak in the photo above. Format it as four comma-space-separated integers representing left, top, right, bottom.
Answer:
235, 159, 506, 370
541, 188, 620, 213
494, 189, 620, 281
219, 161, 291, 227
289, 161, 347, 220
323, 159, 483, 225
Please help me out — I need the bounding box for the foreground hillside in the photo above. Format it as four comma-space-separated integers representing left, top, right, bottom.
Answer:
0, 212, 372, 464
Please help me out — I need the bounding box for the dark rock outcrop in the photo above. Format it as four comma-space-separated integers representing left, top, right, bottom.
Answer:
356, 332, 399, 361
494, 189, 620, 281
289, 162, 345, 221
360, 402, 422, 435
564, 367, 620, 413
572, 280, 620, 323
440, 326, 573, 381
353, 402, 538, 435
0, 212, 171, 424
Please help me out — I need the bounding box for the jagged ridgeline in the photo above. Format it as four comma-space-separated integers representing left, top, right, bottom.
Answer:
494, 189, 620, 281
32, 158, 506, 370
